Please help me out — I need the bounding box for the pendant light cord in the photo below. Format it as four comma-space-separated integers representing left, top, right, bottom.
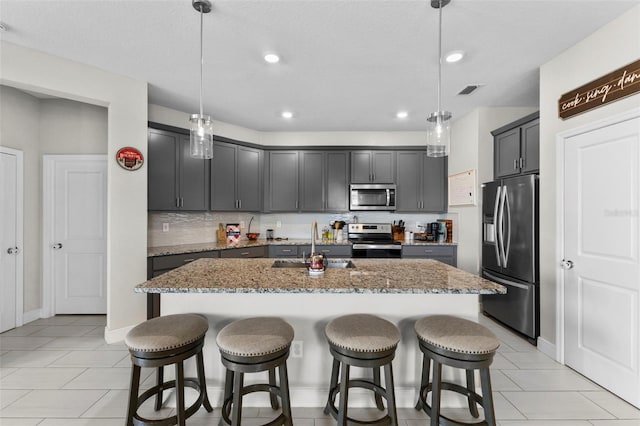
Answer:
199, 4, 204, 118
437, 0, 443, 114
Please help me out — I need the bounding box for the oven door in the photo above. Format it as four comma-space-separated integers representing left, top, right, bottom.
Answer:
351, 244, 402, 258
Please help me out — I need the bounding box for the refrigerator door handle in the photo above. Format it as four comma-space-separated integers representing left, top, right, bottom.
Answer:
493, 185, 502, 267
498, 185, 507, 268
483, 270, 530, 290
503, 186, 511, 268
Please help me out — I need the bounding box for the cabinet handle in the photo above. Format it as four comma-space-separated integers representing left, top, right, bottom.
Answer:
423, 250, 433, 253
240, 252, 250, 256
519, 158, 525, 169
295, 200, 298, 209
180, 198, 184, 207
183, 258, 195, 263
418, 201, 421, 209
176, 198, 180, 208
514, 159, 518, 170
282, 249, 292, 253
321, 249, 330, 253
238, 199, 242, 209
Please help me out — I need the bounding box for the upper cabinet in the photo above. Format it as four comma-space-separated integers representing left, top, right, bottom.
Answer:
396, 152, 447, 213
493, 112, 539, 179
148, 128, 209, 211
211, 141, 263, 211
351, 151, 395, 183
299, 151, 349, 212
266, 151, 299, 212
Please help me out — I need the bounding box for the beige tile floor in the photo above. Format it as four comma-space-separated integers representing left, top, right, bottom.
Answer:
1, 314, 638, 426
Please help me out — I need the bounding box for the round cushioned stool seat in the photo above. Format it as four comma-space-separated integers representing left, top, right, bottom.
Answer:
217, 317, 294, 357
125, 313, 208, 352
415, 315, 499, 355
326, 313, 400, 353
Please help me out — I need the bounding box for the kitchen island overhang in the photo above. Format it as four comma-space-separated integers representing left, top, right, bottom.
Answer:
134, 258, 505, 408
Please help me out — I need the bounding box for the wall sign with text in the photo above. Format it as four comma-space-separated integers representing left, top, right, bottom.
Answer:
116, 147, 144, 171
558, 59, 640, 120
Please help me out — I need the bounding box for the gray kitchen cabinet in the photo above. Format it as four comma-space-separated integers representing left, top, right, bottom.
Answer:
211, 141, 263, 211
269, 244, 351, 258
300, 151, 349, 212
148, 128, 210, 211
148, 250, 219, 277
401, 245, 457, 266
350, 151, 395, 183
267, 151, 299, 211
493, 112, 539, 179
396, 151, 447, 213
269, 245, 301, 258
219, 246, 267, 258
313, 245, 352, 258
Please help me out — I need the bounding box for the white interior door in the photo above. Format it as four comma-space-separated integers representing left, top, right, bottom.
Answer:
564, 115, 640, 408
0, 148, 23, 332
45, 156, 107, 314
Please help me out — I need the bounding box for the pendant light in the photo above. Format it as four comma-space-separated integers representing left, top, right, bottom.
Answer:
189, 0, 214, 159
426, 0, 452, 158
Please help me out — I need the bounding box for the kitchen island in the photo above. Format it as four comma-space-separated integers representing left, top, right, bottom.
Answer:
134, 258, 504, 407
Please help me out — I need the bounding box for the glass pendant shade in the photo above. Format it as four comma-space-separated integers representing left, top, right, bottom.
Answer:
189, 113, 213, 159
426, 111, 451, 158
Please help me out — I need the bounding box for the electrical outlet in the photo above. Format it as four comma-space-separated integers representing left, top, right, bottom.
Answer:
291, 340, 303, 358
162, 223, 169, 232
240, 221, 246, 230
276, 221, 282, 228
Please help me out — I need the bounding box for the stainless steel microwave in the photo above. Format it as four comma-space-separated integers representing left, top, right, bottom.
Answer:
350, 184, 396, 211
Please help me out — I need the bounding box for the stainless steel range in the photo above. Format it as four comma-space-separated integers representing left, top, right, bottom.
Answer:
348, 223, 402, 258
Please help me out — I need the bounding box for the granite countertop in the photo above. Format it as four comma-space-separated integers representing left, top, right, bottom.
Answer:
135, 258, 504, 295
148, 239, 457, 257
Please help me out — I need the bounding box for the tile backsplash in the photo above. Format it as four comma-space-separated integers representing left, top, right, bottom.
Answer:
149, 211, 458, 247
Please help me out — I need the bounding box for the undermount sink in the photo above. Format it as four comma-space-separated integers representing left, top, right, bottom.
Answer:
271, 259, 356, 269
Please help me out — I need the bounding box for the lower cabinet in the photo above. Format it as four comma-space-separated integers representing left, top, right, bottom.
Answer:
401, 245, 457, 266
269, 244, 352, 258
148, 250, 219, 278
219, 246, 268, 258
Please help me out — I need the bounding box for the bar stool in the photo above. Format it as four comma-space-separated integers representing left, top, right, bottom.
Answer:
216, 317, 294, 426
324, 314, 401, 426
124, 313, 213, 426
414, 315, 500, 426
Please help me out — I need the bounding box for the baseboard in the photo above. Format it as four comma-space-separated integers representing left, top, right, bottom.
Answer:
21, 309, 42, 325
537, 336, 558, 361
104, 324, 136, 344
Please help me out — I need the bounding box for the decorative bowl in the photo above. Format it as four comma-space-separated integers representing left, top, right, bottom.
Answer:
246, 232, 260, 240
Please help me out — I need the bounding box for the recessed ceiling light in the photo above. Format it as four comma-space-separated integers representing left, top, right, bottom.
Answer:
264, 54, 280, 64
281, 111, 293, 119
445, 50, 465, 63
396, 111, 409, 119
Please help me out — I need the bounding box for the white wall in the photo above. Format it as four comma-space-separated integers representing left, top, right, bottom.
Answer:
539, 5, 640, 344
1, 41, 148, 336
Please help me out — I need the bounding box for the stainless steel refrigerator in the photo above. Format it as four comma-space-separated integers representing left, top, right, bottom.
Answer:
481, 174, 539, 342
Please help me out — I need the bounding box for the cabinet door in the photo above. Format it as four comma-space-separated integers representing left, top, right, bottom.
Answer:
236, 146, 262, 211
351, 151, 372, 183
300, 151, 325, 211
396, 152, 421, 211
422, 155, 447, 212
211, 141, 237, 210
371, 151, 395, 183
521, 119, 539, 174
494, 128, 521, 179
269, 151, 299, 211
219, 246, 266, 258
326, 151, 349, 211
148, 129, 179, 211
178, 135, 209, 210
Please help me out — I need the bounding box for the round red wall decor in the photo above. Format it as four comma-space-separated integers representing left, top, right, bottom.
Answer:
116, 147, 144, 171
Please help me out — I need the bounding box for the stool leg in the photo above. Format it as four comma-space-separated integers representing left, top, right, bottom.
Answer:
196, 349, 213, 412
415, 354, 431, 410
175, 361, 186, 426
373, 367, 385, 410
383, 363, 398, 426
279, 361, 293, 426
324, 358, 340, 415
430, 361, 442, 426
155, 366, 164, 411
126, 363, 141, 426
466, 369, 479, 418
337, 363, 350, 426
480, 368, 496, 426
269, 368, 280, 410
224, 369, 234, 404
232, 372, 245, 426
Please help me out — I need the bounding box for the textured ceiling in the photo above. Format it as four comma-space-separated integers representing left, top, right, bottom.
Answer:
1, 0, 638, 131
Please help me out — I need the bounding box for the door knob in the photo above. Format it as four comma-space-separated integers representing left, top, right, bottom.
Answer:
7, 247, 19, 255
53, 243, 63, 250
561, 259, 574, 270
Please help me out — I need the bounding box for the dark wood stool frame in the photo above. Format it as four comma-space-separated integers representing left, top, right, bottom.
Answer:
220, 347, 293, 426
126, 336, 213, 426
414, 340, 497, 426
324, 344, 399, 426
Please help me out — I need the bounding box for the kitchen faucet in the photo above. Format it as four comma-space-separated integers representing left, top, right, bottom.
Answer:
311, 220, 318, 255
